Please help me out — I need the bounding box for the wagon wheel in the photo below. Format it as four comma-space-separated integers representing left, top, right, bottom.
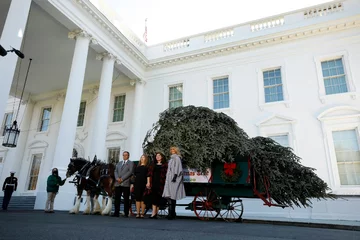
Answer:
193, 187, 221, 221
219, 197, 244, 222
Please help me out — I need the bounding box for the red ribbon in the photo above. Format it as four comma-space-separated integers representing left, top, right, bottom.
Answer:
224, 163, 236, 176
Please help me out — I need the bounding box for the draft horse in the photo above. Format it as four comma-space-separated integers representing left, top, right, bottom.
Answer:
66, 156, 115, 215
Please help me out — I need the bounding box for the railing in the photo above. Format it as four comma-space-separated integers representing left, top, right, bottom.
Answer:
204, 28, 234, 43
304, 2, 343, 18
144, 0, 354, 58
250, 17, 285, 32
163, 39, 190, 52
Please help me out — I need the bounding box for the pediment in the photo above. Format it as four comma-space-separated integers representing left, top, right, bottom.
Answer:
28, 140, 49, 149
256, 114, 296, 126
318, 106, 360, 120
106, 131, 127, 141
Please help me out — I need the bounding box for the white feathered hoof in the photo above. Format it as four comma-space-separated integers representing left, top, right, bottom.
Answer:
92, 198, 101, 215
83, 196, 91, 215
70, 198, 81, 214
101, 197, 112, 216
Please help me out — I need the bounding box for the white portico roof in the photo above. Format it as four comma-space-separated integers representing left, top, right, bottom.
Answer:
0, 0, 131, 98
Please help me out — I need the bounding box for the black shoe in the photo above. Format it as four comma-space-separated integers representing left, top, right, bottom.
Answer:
122, 215, 129, 218
111, 214, 119, 217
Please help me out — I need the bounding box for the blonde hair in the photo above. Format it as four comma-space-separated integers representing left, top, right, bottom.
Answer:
140, 154, 149, 166
170, 146, 181, 156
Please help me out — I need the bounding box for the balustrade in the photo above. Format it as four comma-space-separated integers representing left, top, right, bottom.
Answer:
304, 2, 343, 18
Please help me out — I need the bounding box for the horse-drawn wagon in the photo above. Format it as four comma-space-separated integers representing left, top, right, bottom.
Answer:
177, 154, 285, 222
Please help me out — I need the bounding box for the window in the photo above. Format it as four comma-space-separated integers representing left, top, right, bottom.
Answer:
1, 112, 13, 136
269, 135, 289, 147
113, 95, 126, 122
332, 130, 360, 185
77, 101, 86, 127
263, 68, 283, 103
39, 108, 51, 132
27, 154, 42, 190
213, 77, 229, 109
108, 148, 120, 164
169, 84, 183, 109
321, 58, 347, 95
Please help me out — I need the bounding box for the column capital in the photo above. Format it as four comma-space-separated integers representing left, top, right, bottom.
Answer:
130, 78, 146, 86
68, 29, 97, 44
56, 92, 66, 101
96, 52, 116, 62
88, 85, 99, 95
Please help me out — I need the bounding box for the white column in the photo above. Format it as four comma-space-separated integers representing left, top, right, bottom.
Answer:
88, 52, 116, 160
52, 30, 93, 169
129, 79, 145, 160
0, 0, 32, 127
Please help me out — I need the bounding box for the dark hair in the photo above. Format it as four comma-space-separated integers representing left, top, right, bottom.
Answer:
155, 152, 166, 164
123, 151, 130, 156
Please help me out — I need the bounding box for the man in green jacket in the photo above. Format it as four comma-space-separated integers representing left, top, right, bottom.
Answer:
45, 168, 66, 213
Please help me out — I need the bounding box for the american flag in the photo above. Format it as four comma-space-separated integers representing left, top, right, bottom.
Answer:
143, 18, 148, 42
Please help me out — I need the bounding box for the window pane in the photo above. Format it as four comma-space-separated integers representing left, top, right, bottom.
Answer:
169, 84, 183, 109
113, 95, 126, 122
213, 78, 229, 109
28, 154, 42, 190
269, 135, 289, 147
77, 102, 86, 127
263, 69, 284, 103
321, 58, 348, 95
332, 130, 360, 185
108, 148, 120, 164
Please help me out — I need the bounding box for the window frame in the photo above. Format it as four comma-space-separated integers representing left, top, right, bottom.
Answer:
168, 83, 183, 109
107, 147, 121, 164
76, 101, 87, 127
38, 107, 52, 132
163, 81, 185, 110
268, 134, 290, 148
212, 76, 230, 110
112, 94, 126, 123
318, 106, 360, 195
256, 114, 297, 153
26, 153, 43, 191
207, 73, 232, 113
256, 64, 290, 110
262, 68, 284, 103
314, 51, 356, 104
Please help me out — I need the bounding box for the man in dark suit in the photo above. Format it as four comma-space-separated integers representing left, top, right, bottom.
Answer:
2, 171, 17, 210
113, 151, 135, 217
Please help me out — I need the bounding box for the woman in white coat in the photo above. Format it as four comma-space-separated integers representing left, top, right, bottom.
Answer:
162, 146, 186, 220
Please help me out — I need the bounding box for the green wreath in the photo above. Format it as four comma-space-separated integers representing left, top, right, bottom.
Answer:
221, 167, 242, 183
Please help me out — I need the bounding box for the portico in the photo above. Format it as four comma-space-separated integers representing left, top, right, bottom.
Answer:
0, 0, 145, 210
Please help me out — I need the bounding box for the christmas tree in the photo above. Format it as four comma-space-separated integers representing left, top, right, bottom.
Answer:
142, 105, 336, 208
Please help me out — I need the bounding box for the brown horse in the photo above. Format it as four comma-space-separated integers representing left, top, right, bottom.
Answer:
66, 156, 115, 215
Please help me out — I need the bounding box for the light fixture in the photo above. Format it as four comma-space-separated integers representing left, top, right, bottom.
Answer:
2, 121, 20, 148
0, 44, 25, 59
2, 58, 33, 148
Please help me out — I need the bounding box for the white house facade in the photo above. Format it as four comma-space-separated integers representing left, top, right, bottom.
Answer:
0, 0, 360, 221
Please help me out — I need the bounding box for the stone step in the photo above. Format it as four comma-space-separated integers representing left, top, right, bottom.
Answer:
0, 196, 36, 210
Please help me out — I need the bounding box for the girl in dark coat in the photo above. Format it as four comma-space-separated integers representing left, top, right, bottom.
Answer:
145, 152, 168, 219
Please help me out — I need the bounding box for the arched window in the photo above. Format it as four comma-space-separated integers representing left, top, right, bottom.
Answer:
72, 148, 78, 158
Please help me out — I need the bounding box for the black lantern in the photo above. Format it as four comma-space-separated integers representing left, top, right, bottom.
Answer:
2, 120, 20, 148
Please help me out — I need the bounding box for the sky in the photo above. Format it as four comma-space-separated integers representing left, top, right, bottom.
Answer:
93, 0, 332, 45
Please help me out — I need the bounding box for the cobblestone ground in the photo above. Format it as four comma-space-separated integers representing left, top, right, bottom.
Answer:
0, 210, 359, 240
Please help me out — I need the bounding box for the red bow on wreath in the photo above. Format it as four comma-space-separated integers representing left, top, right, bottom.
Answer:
224, 163, 236, 176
